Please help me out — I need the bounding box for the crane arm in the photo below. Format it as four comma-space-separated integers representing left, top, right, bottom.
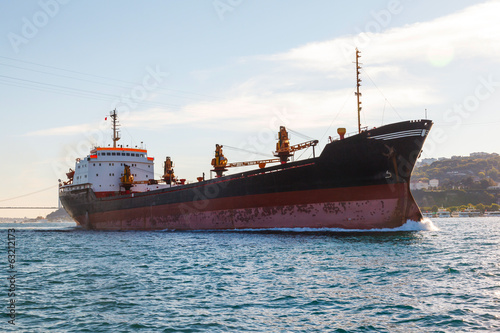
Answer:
226, 158, 281, 168
289, 139, 319, 152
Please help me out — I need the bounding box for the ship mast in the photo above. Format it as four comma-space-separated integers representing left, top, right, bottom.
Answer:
110, 108, 121, 148
355, 48, 362, 134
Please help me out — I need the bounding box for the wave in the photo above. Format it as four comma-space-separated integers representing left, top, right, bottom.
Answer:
393, 218, 439, 231
187, 218, 440, 233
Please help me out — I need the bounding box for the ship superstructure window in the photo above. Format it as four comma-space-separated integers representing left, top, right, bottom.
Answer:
107, 153, 111, 156
126, 153, 130, 156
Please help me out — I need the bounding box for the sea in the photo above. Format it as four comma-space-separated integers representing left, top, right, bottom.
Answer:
1, 217, 499, 332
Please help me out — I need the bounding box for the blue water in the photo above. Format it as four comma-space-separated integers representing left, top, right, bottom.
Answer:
1, 218, 499, 332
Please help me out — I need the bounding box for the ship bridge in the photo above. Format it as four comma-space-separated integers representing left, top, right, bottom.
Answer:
71, 146, 160, 196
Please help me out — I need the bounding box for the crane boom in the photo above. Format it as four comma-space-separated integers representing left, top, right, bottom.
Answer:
227, 139, 318, 168
226, 158, 281, 168
211, 127, 319, 177
289, 139, 319, 152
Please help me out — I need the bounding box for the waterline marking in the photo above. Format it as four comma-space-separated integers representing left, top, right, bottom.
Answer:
7, 228, 17, 326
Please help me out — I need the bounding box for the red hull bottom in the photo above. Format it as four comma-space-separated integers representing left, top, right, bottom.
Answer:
72, 183, 423, 231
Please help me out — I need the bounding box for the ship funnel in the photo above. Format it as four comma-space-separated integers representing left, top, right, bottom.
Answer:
337, 128, 346, 140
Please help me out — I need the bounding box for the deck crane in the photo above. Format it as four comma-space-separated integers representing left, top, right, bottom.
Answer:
274, 126, 318, 163
211, 126, 319, 177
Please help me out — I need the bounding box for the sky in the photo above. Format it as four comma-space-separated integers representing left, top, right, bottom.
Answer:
1, 0, 499, 218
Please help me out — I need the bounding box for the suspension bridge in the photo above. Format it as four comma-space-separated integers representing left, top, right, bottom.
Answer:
0, 207, 59, 210
0, 185, 60, 211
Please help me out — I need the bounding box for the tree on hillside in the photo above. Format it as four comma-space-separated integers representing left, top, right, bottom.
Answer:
461, 177, 474, 188
487, 167, 499, 180
487, 203, 500, 211
478, 178, 496, 189
475, 203, 485, 213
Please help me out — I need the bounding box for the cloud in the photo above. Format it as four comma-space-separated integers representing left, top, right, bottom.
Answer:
268, 1, 500, 72
25, 123, 96, 136
25, 1, 499, 138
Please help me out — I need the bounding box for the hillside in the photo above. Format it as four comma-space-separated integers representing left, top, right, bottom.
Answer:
413, 152, 499, 189
411, 152, 500, 208
46, 208, 71, 221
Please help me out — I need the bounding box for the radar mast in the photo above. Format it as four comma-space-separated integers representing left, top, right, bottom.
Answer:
110, 109, 121, 148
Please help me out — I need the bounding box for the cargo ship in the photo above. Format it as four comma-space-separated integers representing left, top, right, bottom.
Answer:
59, 50, 433, 230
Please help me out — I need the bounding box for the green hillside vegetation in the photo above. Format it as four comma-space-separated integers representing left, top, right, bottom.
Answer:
420, 203, 500, 213
412, 153, 499, 209
415, 190, 500, 212
413, 153, 499, 189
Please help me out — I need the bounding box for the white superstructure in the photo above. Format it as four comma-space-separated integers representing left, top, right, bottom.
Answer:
72, 146, 169, 195
60, 110, 182, 197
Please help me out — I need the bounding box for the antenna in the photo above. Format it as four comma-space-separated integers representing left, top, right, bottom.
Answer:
110, 109, 121, 148
355, 48, 362, 134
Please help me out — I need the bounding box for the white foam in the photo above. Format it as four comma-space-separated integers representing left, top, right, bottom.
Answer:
223, 218, 439, 233
388, 218, 439, 231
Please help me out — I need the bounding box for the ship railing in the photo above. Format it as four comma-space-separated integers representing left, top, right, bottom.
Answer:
331, 127, 371, 142
59, 183, 92, 192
